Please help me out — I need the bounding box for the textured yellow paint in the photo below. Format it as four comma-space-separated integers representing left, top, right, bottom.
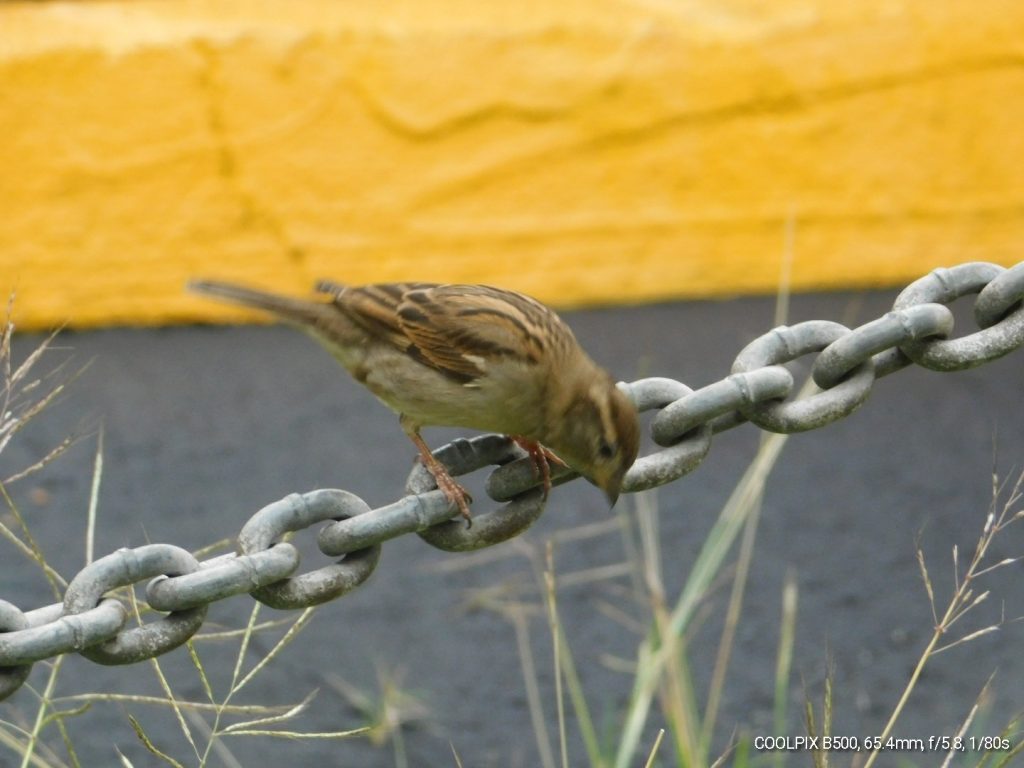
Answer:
1, 0, 1022, 328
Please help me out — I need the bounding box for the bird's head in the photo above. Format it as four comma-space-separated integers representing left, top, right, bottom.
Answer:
552, 374, 639, 506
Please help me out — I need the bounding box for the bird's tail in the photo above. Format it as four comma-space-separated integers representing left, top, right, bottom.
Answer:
188, 279, 333, 326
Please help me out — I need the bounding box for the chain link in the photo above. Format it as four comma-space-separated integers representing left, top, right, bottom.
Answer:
892, 262, 1024, 370
1, 259, 1022, 699
64, 545, 207, 665
239, 490, 381, 609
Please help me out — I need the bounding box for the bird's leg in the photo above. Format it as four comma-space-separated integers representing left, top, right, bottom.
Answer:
512, 437, 567, 498
401, 417, 474, 525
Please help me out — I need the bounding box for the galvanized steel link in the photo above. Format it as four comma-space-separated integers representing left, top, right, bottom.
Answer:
316, 435, 549, 554
63, 544, 207, 665
0, 599, 126, 668
486, 435, 577, 503
413, 435, 550, 552
650, 368, 794, 443
239, 490, 381, 610
812, 304, 954, 389
0, 257, 1022, 701
732, 321, 876, 433
975, 262, 1024, 328
620, 378, 713, 492
894, 262, 1024, 370
0, 601, 31, 699
147, 546, 302, 612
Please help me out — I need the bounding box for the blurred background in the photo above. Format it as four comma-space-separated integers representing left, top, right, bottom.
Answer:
1, 1, 1023, 767
2, 0, 1022, 328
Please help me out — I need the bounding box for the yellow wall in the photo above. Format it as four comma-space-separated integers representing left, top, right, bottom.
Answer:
2, 0, 1022, 328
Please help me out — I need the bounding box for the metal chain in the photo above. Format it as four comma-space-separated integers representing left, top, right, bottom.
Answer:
1, 260, 1022, 700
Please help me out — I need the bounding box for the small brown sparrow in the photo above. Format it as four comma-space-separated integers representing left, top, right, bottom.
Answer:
188, 279, 640, 522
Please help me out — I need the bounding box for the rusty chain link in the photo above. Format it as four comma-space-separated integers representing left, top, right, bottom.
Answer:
1, 260, 1022, 700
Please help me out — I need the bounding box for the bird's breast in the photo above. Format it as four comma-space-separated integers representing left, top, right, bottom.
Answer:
355, 348, 547, 436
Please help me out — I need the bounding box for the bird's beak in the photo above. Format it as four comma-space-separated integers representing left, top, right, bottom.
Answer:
584, 469, 623, 507
601, 474, 624, 507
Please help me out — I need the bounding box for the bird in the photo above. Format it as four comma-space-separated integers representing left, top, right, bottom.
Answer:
188, 279, 640, 523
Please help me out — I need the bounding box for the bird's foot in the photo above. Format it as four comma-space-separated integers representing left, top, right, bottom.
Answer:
429, 461, 474, 527
404, 422, 474, 527
512, 437, 566, 498
416, 451, 473, 526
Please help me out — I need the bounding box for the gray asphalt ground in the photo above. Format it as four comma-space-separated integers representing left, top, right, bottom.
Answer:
3, 288, 1023, 767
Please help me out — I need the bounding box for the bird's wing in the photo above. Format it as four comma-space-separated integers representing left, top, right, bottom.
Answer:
394, 284, 575, 382
318, 281, 437, 353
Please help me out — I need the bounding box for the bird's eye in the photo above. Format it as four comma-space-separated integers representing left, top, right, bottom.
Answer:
597, 439, 616, 460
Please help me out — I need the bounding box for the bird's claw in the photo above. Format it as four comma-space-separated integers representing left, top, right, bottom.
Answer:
407, 426, 475, 527
512, 437, 565, 499
418, 455, 474, 528
438, 475, 474, 528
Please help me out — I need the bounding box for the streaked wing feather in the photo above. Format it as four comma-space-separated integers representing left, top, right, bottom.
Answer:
397, 285, 571, 381
324, 282, 438, 352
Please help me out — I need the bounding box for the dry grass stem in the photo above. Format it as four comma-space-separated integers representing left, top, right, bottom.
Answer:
864, 469, 1024, 768
126, 715, 185, 768
510, 605, 556, 768
642, 729, 665, 768
543, 544, 569, 768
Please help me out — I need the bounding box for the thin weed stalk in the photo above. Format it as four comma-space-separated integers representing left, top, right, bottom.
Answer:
864, 470, 1024, 768
700, 491, 761, 757
538, 558, 605, 767
510, 603, 557, 768
614, 393, 798, 768
544, 544, 570, 768
635, 492, 701, 766
772, 567, 798, 768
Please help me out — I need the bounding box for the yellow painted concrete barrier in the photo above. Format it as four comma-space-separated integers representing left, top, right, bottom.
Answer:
2, 0, 1022, 328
